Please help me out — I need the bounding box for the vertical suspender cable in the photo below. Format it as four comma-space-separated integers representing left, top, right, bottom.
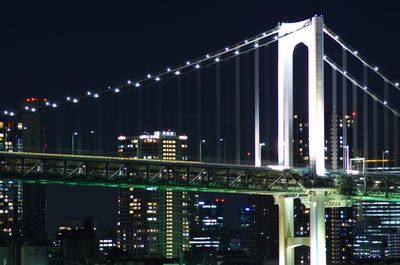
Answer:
137, 87, 142, 134
384, 80, 389, 150
57, 109, 61, 153
342, 49, 347, 152
118, 94, 123, 135
196, 69, 202, 161
158, 82, 163, 131
97, 99, 103, 155
363, 65, 368, 160
77, 104, 82, 154
394, 115, 399, 166
352, 83, 358, 157
177, 76, 182, 134
373, 99, 378, 162
235, 54, 241, 165
331, 68, 338, 170
216, 63, 221, 163
254, 47, 260, 167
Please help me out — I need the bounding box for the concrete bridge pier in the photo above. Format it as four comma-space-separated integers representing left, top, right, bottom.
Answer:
309, 190, 327, 265
275, 195, 295, 265
275, 191, 326, 265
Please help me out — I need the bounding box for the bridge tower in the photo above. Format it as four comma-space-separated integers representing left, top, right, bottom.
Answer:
276, 16, 327, 265
278, 16, 325, 176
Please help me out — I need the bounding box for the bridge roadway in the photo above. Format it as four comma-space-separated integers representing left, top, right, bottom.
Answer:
0, 151, 399, 202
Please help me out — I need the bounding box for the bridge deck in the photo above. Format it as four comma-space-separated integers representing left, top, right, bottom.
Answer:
0, 152, 399, 202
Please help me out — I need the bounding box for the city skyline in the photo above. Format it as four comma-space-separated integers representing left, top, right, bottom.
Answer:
1, 2, 400, 265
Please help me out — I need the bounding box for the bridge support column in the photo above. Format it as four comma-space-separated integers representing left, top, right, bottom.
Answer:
309, 190, 327, 265
278, 16, 325, 176
275, 196, 294, 265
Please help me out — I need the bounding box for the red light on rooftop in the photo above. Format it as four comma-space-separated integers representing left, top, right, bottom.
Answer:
25, 97, 46, 103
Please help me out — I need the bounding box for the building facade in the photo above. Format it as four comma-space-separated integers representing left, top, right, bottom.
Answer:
21, 98, 48, 241
198, 199, 224, 231
0, 118, 24, 238
117, 130, 188, 161
246, 195, 278, 261
293, 112, 354, 170
117, 130, 190, 259
353, 202, 400, 260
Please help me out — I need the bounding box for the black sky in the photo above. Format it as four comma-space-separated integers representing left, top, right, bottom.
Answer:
1, 1, 400, 238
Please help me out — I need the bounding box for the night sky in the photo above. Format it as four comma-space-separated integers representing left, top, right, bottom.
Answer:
1, 1, 400, 239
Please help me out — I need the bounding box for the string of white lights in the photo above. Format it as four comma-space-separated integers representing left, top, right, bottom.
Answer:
324, 26, 400, 90
2, 18, 322, 119
2, 19, 316, 118
324, 55, 400, 117
2, 26, 285, 117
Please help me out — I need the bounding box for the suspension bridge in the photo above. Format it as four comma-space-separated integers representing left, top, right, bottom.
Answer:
1, 16, 400, 265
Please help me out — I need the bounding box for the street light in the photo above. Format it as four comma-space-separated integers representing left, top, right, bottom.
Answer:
382, 150, 389, 172
219, 138, 226, 164
199, 139, 206, 162
71, 132, 78, 155
90, 130, 96, 155
260, 142, 266, 165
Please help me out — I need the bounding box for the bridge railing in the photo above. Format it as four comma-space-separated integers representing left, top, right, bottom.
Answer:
0, 151, 333, 195
2, 151, 400, 201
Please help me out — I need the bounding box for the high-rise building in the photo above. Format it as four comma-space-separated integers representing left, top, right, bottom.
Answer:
187, 193, 200, 236
246, 195, 278, 261
21, 97, 48, 241
198, 199, 224, 231
353, 202, 400, 260
239, 206, 252, 230
0, 118, 24, 238
189, 197, 238, 253
326, 207, 355, 265
293, 112, 354, 169
238, 205, 252, 252
0, 119, 23, 152
56, 221, 86, 247
117, 130, 188, 161
59, 218, 99, 265
117, 130, 190, 259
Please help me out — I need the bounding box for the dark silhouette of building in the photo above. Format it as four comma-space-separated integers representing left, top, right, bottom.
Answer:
59, 217, 99, 265
21, 97, 48, 242
238, 205, 252, 251
247, 195, 278, 261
